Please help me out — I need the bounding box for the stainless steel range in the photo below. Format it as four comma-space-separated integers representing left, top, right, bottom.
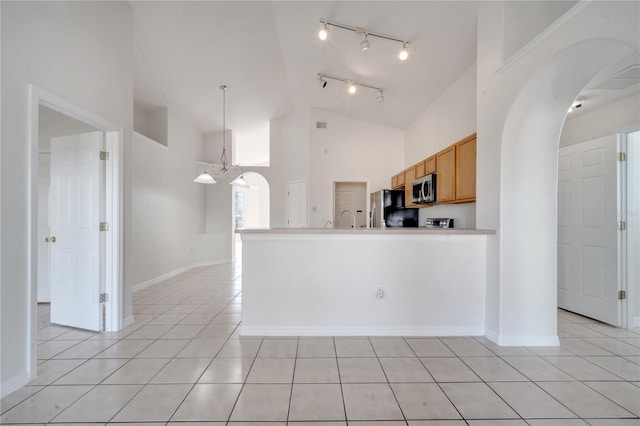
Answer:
425, 218, 454, 229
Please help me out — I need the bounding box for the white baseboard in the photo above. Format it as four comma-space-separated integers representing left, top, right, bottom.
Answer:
132, 260, 230, 293
495, 334, 559, 347
192, 259, 231, 268
123, 315, 135, 328
484, 328, 499, 344
484, 328, 559, 347
0, 371, 30, 398
239, 325, 485, 337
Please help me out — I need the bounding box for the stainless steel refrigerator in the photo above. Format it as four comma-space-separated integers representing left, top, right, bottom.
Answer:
369, 190, 419, 228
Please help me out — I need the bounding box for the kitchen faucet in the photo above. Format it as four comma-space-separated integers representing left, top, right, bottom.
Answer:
339, 209, 356, 228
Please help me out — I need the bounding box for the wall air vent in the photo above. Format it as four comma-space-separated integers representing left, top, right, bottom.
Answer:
316, 122, 327, 129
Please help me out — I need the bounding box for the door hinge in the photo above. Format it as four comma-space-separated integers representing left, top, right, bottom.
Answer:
100, 151, 109, 161
618, 290, 626, 300
100, 222, 109, 231
618, 221, 626, 231
99, 293, 109, 303
617, 152, 626, 162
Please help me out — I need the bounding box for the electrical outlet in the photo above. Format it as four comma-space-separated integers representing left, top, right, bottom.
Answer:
376, 287, 385, 299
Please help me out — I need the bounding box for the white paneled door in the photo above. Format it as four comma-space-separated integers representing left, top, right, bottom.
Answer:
558, 135, 621, 326
287, 180, 307, 227
49, 131, 104, 331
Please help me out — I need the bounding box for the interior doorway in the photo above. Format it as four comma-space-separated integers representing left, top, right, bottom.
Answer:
333, 181, 367, 229
557, 134, 621, 326
29, 86, 123, 378
287, 180, 307, 228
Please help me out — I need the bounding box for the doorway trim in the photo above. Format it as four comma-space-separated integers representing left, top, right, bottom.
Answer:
332, 179, 370, 228
27, 85, 123, 378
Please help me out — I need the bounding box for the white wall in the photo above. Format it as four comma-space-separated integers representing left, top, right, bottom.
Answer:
269, 110, 311, 228
131, 109, 206, 287
203, 131, 234, 263
405, 64, 478, 229
309, 109, 404, 228
476, 1, 638, 345
560, 92, 640, 147
503, 1, 578, 61
1, 1, 133, 396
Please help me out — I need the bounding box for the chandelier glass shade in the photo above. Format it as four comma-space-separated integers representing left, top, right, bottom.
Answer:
194, 85, 250, 188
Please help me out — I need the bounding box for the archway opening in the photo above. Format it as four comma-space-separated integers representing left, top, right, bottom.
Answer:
232, 172, 270, 261
495, 39, 635, 345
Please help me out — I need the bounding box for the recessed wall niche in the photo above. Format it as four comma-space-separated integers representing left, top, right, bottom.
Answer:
134, 103, 168, 146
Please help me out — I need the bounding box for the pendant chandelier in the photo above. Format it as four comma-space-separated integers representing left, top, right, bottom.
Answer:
194, 85, 249, 187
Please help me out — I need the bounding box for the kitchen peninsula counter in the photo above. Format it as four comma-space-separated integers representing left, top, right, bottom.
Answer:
238, 227, 495, 235
238, 227, 495, 337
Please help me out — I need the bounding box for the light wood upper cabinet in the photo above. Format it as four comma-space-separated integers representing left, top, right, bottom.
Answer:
404, 166, 419, 207
436, 133, 476, 204
455, 134, 476, 202
415, 160, 426, 179
391, 172, 404, 189
436, 146, 456, 203
425, 155, 436, 175
389, 133, 476, 206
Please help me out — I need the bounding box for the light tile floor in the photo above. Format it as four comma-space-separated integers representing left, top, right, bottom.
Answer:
2, 262, 640, 425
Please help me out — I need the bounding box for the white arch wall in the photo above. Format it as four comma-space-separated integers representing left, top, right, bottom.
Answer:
476, 1, 639, 345
499, 40, 633, 344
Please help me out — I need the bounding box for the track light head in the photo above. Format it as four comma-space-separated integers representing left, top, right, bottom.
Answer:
323, 80, 327, 88
377, 90, 384, 103
398, 42, 409, 61
318, 23, 328, 41
360, 33, 370, 51
347, 81, 357, 94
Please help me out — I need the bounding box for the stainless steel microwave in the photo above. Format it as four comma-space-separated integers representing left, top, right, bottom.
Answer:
412, 173, 436, 204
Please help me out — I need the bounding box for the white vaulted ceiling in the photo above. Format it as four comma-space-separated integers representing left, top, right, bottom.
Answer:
131, 1, 483, 135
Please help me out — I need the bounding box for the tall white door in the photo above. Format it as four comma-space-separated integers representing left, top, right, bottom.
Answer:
50, 131, 104, 331
287, 180, 307, 228
558, 135, 620, 325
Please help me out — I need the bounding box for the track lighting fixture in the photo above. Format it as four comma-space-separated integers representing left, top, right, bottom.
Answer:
318, 75, 328, 88
360, 28, 369, 52
318, 19, 409, 61
318, 22, 329, 41
398, 42, 409, 61
317, 73, 384, 102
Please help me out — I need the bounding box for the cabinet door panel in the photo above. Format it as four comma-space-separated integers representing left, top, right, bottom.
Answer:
425, 156, 436, 174
404, 166, 418, 207
436, 146, 455, 203
456, 137, 476, 201
415, 161, 426, 179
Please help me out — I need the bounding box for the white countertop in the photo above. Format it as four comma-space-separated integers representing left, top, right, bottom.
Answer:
236, 227, 496, 235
